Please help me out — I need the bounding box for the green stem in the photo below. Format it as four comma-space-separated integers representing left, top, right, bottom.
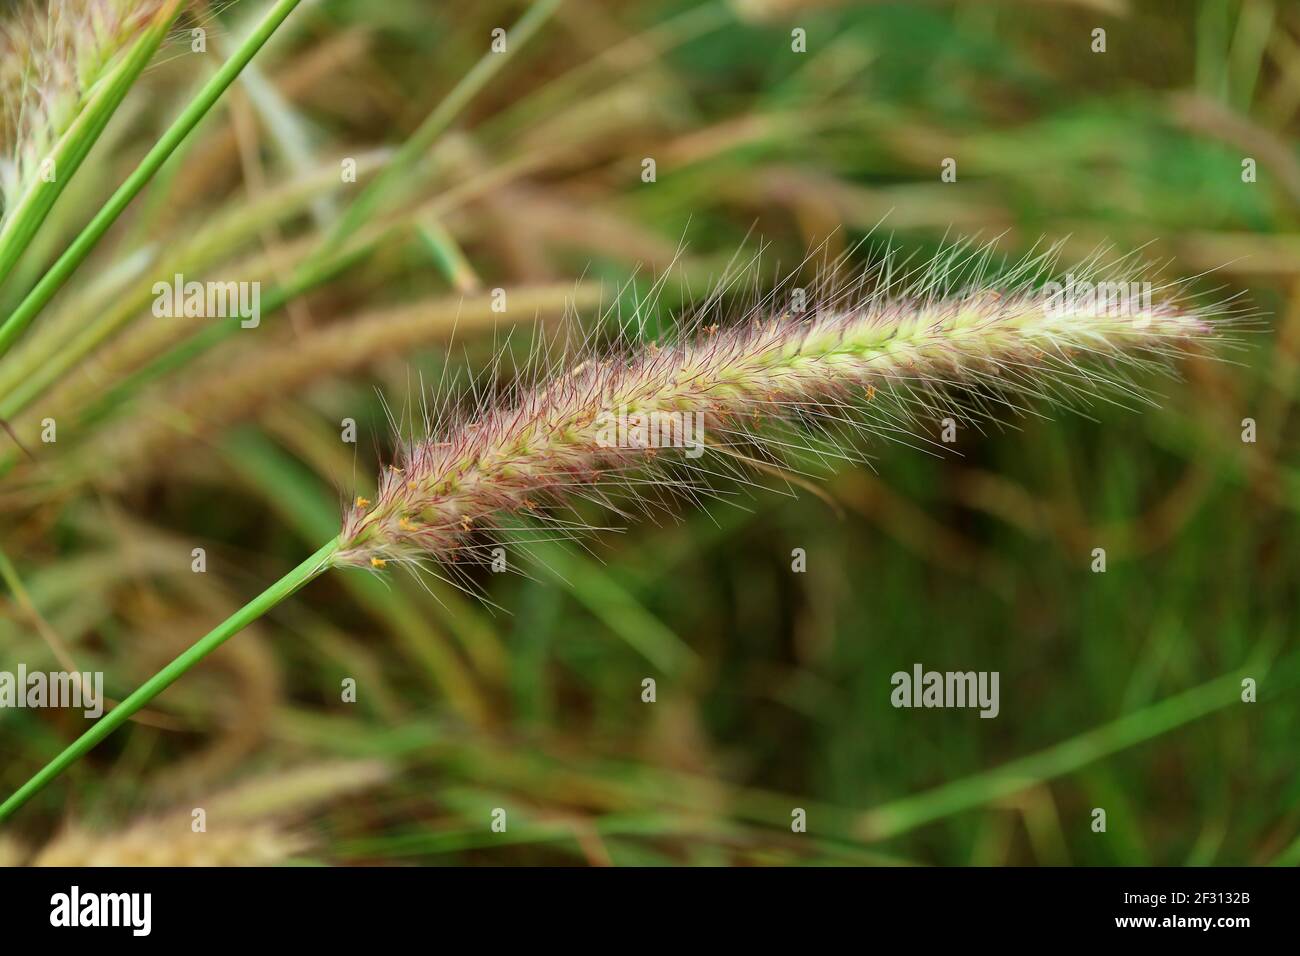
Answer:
0, 0, 304, 361
0, 538, 338, 824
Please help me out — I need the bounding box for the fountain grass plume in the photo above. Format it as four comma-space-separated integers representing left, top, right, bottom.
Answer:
334, 242, 1237, 576
0, 241, 1245, 823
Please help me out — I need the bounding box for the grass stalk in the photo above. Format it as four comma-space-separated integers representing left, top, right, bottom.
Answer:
0, 537, 337, 824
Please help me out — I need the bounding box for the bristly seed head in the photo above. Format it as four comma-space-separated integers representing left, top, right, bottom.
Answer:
333, 244, 1245, 576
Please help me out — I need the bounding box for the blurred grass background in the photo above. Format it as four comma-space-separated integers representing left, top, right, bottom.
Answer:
0, 0, 1297, 865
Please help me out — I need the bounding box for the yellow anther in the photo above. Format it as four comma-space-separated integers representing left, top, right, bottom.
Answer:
355, 496, 371, 509
399, 517, 419, 532
370, 557, 386, 568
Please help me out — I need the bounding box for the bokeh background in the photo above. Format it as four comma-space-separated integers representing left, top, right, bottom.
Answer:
1, 0, 1297, 865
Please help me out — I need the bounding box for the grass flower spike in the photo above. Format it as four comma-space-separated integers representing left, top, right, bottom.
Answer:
336, 256, 1220, 572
